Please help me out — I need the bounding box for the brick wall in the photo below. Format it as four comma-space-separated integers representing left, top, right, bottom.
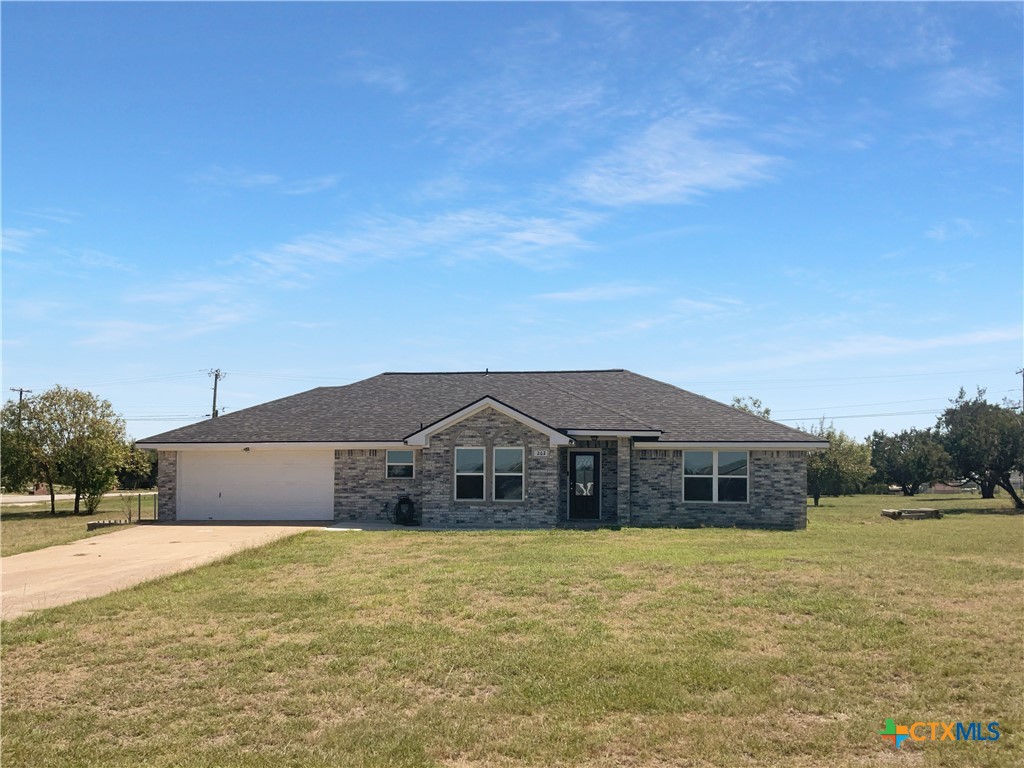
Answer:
156, 450, 177, 521
158, 440, 807, 529
420, 407, 560, 527
630, 448, 808, 530
333, 449, 421, 521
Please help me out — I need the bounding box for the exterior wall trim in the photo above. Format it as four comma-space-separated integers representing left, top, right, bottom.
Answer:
140, 441, 410, 451
635, 441, 828, 451
566, 429, 661, 438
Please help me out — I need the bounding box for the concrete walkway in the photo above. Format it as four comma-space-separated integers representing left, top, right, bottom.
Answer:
1, 523, 319, 621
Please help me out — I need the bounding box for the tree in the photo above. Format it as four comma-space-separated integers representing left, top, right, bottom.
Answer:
733, 397, 770, 421
938, 389, 1024, 509
0, 401, 42, 493
806, 421, 873, 506
731, 396, 771, 419
24, 387, 130, 514
870, 428, 951, 496
117, 445, 157, 489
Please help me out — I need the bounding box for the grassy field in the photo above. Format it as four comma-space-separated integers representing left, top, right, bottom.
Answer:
1, 494, 1021, 767
0, 493, 157, 557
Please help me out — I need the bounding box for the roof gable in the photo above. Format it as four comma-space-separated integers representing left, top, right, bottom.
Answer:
405, 396, 574, 448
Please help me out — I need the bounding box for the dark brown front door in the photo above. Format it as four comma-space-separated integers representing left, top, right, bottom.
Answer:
569, 452, 600, 519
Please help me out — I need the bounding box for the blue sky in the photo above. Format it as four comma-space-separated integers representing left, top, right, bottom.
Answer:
3, 1, 1022, 442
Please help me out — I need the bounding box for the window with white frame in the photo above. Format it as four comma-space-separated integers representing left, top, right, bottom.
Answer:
386, 449, 415, 479
683, 451, 748, 503
493, 447, 524, 501
455, 447, 485, 500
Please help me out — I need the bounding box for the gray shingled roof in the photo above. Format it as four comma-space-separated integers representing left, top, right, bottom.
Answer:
137, 369, 819, 445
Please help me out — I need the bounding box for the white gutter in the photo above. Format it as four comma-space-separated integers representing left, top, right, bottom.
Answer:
632, 441, 830, 451
137, 441, 410, 451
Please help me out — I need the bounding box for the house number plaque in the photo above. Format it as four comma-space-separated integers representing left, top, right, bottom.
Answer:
533, 449, 549, 457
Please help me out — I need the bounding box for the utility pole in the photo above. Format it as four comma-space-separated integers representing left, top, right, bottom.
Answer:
1017, 368, 1024, 413
208, 369, 225, 418
8, 387, 32, 427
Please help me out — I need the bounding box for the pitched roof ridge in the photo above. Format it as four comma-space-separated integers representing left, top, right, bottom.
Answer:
379, 369, 625, 376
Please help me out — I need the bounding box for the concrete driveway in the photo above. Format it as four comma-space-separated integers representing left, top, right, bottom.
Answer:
1, 523, 321, 621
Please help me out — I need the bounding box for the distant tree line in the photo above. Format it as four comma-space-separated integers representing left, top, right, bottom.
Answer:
1, 386, 157, 514
732, 388, 1024, 509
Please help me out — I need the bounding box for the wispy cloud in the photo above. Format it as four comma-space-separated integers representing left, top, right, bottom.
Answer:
176, 306, 253, 339
673, 297, 735, 314
240, 208, 597, 278
73, 249, 135, 272
189, 166, 339, 196
282, 176, 339, 195
1, 227, 44, 254
190, 166, 280, 188
20, 208, 81, 224
926, 218, 979, 242
673, 327, 1023, 378
537, 282, 658, 303
127, 279, 238, 305
339, 52, 409, 94
923, 67, 1004, 112
75, 320, 165, 347
570, 113, 777, 206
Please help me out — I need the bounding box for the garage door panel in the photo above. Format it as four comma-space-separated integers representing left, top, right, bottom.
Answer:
178, 451, 333, 521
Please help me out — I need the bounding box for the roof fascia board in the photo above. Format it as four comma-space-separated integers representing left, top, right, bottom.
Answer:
566, 429, 662, 438
137, 441, 410, 452
405, 396, 574, 448
634, 441, 830, 451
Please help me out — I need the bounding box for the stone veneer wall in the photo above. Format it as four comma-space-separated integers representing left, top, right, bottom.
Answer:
156, 450, 178, 521
333, 449, 421, 521
419, 407, 560, 527
629, 449, 808, 530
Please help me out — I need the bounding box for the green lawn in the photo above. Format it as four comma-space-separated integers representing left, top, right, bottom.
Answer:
2, 494, 1021, 767
0, 493, 158, 557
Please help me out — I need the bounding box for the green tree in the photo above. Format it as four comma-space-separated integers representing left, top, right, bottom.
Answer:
870, 428, 951, 496
25, 387, 130, 514
938, 389, 1024, 508
806, 421, 873, 506
0, 401, 43, 493
117, 445, 157, 490
731, 396, 771, 419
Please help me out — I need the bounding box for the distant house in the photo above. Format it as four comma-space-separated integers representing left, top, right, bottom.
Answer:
137, 370, 826, 530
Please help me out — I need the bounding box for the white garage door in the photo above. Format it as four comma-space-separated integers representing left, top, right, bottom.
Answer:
178, 450, 334, 521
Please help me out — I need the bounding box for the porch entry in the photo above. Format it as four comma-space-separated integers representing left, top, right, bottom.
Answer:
569, 451, 600, 519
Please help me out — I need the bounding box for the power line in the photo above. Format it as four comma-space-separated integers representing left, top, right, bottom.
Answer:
682, 367, 1008, 387
71, 370, 209, 388
773, 396, 949, 415
776, 408, 944, 424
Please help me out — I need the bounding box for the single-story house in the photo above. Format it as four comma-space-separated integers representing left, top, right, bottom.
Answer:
137, 369, 826, 529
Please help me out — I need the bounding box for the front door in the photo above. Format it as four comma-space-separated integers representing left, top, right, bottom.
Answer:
569, 451, 600, 519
